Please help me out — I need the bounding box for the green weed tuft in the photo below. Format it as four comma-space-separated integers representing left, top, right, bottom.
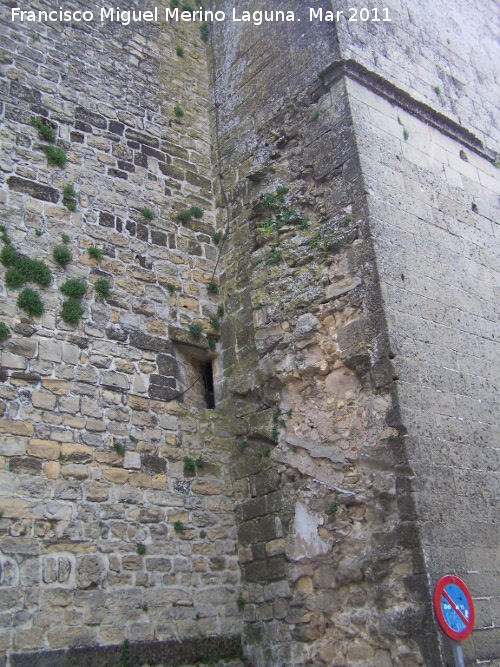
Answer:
113, 442, 125, 456
94, 278, 111, 302
53, 245, 72, 267
207, 282, 219, 294
60, 278, 86, 300
61, 233, 70, 244
136, 543, 146, 555
60, 298, 84, 326
174, 105, 184, 119
44, 145, 66, 168
173, 520, 185, 534
200, 22, 210, 42
189, 205, 203, 219
31, 116, 56, 143
176, 45, 184, 57
141, 207, 154, 221
87, 245, 104, 261
17, 287, 44, 318
0, 322, 11, 341
208, 337, 216, 351
189, 322, 203, 339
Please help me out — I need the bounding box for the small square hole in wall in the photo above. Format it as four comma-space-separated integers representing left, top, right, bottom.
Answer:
174, 343, 217, 409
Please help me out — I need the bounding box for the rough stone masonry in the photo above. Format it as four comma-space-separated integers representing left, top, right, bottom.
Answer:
0, 0, 499, 666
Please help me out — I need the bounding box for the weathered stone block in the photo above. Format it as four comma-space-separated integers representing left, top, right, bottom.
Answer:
27, 439, 60, 460
59, 444, 93, 464
32, 392, 57, 410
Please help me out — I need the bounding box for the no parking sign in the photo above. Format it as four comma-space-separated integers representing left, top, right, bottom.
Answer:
433, 575, 474, 667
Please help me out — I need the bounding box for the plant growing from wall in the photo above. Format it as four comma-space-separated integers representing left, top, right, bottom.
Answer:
176, 206, 204, 222
60, 278, 86, 300
136, 543, 146, 555
120, 639, 131, 667
0, 322, 11, 341
62, 183, 77, 211
174, 105, 184, 119
327, 501, 340, 515
266, 248, 282, 265
212, 231, 222, 245
188, 323, 203, 339
53, 245, 72, 267
35, 229, 43, 237
44, 145, 67, 168
184, 456, 204, 473
31, 116, 55, 143
217, 304, 224, 318
310, 110, 319, 122
60, 298, 84, 326
207, 337, 216, 351
113, 442, 125, 456
236, 596, 245, 611
141, 207, 154, 221
61, 233, 70, 244
166, 283, 176, 296
87, 245, 104, 261
1, 243, 52, 289
17, 287, 44, 318
189, 206, 203, 219
207, 282, 219, 294
94, 278, 111, 302
200, 22, 209, 42
434, 85, 442, 96
173, 521, 185, 534
209, 317, 220, 332
176, 45, 184, 57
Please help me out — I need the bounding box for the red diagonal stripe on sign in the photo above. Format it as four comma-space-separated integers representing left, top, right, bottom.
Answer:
442, 589, 470, 626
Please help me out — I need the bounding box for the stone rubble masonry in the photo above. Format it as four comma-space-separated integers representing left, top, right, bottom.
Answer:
211, 0, 499, 666
0, 0, 499, 666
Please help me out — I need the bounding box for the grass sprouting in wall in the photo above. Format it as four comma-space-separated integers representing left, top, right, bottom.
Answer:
0, 322, 11, 341
200, 22, 209, 42
44, 145, 67, 168
17, 287, 44, 318
94, 278, 111, 302
207, 282, 219, 294
189, 323, 203, 339
60, 278, 86, 300
62, 183, 77, 211
141, 207, 154, 221
53, 245, 72, 267
87, 245, 104, 261
31, 116, 56, 143
60, 298, 84, 326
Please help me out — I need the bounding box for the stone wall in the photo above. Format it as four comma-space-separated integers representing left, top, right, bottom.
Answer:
347, 77, 500, 666
212, 2, 431, 665
0, 0, 498, 665
0, 2, 242, 664
211, 1, 499, 666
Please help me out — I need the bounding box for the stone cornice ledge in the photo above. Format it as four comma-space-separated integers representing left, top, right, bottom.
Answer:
312, 58, 498, 162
